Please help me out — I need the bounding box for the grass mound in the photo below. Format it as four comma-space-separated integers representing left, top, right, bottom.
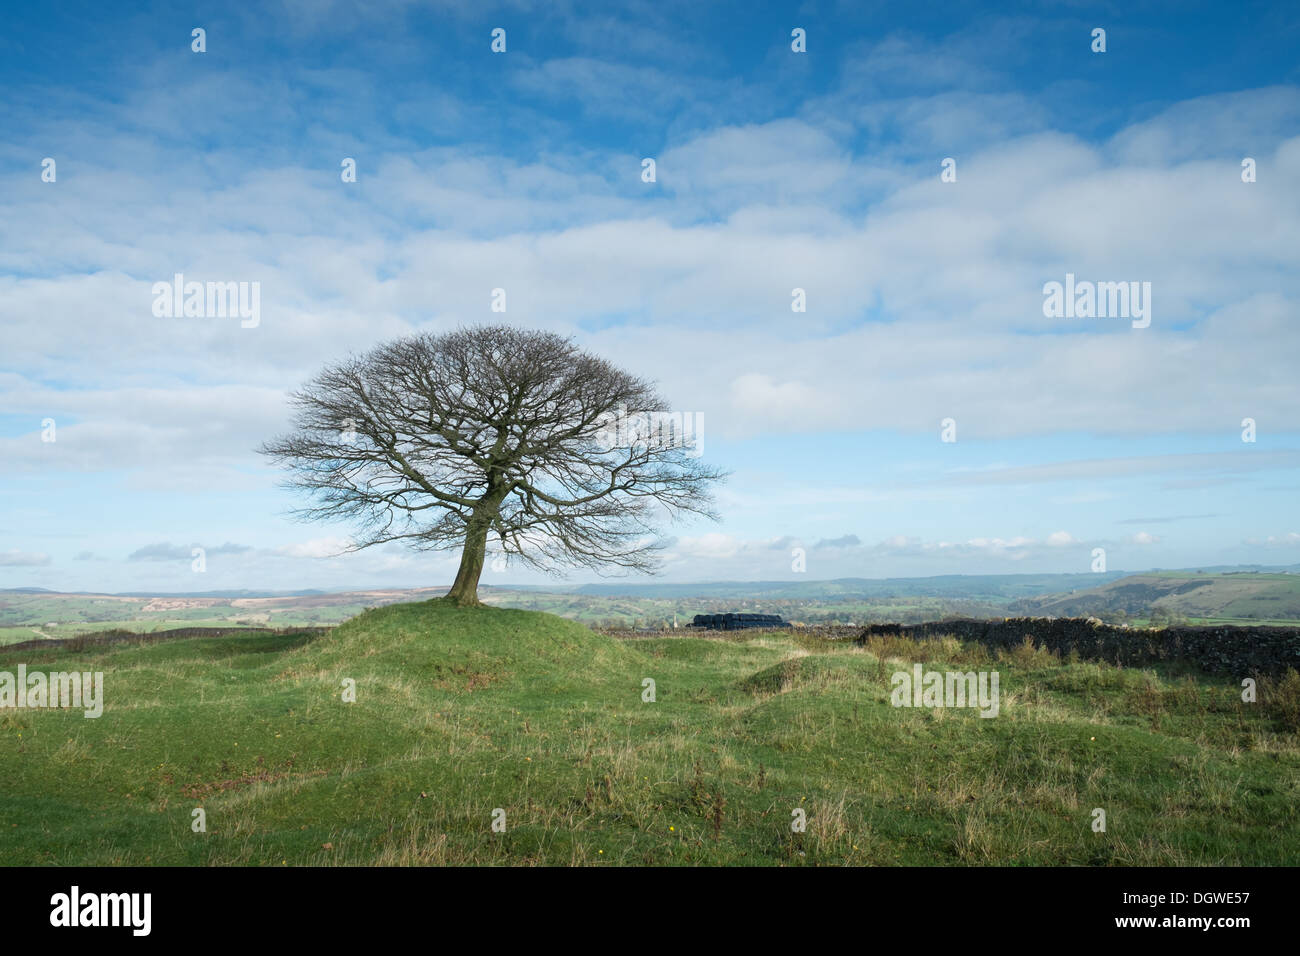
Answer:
296, 598, 642, 687
738, 658, 804, 695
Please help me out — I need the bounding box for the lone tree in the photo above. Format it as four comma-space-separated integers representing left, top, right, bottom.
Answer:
260, 326, 725, 605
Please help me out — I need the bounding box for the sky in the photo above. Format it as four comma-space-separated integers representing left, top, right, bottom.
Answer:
1, 0, 1298, 593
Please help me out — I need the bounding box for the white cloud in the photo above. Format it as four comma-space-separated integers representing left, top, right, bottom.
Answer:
276, 537, 354, 559
670, 533, 742, 561
3, 35, 1298, 588
0, 550, 52, 567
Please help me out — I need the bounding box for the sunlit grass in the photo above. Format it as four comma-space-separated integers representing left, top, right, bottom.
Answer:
1, 599, 1296, 865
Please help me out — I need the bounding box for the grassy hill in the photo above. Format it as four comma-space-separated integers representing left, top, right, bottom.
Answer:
1012, 572, 1300, 624
2, 599, 1297, 865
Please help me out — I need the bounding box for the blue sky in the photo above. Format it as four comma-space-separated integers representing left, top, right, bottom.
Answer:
1, 0, 1298, 592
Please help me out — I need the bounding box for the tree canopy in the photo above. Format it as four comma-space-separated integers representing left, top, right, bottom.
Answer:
260, 325, 725, 604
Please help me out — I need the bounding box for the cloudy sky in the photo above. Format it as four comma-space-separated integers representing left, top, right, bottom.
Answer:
2, 0, 1298, 593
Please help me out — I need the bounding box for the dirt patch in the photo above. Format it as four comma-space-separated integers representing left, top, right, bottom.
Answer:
182, 767, 328, 800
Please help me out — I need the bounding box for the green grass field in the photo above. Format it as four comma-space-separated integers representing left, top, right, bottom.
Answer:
2, 600, 1297, 865
0, 586, 1018, 645
0, 593, 383, 647
1017, 572, 1300, 624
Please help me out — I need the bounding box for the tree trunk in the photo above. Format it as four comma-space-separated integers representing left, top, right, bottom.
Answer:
445, 517, 490, 605
446, 476, 511, 606
447, 479, 513, 608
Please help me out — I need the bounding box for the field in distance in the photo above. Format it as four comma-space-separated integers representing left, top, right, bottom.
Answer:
4, 569, 1299, 646
1011, 571, 1300, 625
0, 589, 444, 646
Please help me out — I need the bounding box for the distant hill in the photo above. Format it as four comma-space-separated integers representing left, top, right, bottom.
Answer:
7, 567, 1300, 639
571, 573, 1130, 601
106, 588, 334, 599
1011, 571, 1300, 622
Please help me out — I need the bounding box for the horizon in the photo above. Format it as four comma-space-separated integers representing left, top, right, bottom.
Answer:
7, 561, 1300, 598
3, 1, 1298, 592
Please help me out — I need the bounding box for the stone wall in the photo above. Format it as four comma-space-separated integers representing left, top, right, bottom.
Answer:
856, 617, 1300, 678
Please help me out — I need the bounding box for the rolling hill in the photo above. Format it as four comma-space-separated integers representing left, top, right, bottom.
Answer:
1011, 572, 1300, 623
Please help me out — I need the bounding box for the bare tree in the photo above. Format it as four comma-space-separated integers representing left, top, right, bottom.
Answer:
259, 326, 726, 605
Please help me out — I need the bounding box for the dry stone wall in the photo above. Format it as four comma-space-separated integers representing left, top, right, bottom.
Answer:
856, 617, 1300, 678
